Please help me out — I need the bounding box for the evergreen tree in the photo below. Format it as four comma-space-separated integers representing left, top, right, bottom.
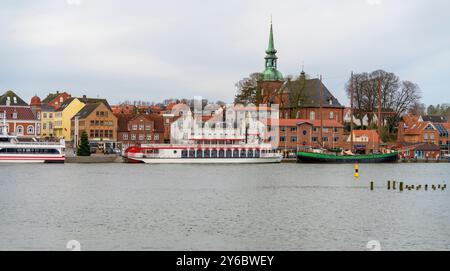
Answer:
77, 131, 91, 156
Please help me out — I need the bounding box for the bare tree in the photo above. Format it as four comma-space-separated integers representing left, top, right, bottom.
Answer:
234, 73, 261, 105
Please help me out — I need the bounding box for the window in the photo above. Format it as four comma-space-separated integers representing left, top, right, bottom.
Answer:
27, 125, 34, 135
49, 113, 53, 118
139, 134, 144, 141
154, 134, 159, 141
430, 133, 435, 140
139, 125, 144, 130
291, 136, 298, 142
310, 111, 315, 120
329, 112, 334, 119
132, 125, 138, 130
43, 123, 47, 130
145, 125, 151, 131
280, 126, 286, 132
334, 137, 339, 142
90, 120, 95, 126
16, 125, 24, 135
123, 134, 128, 140
280, 136, 286, 142
131, 134, 136, 140
12, 112, 18, 119
146, 135, 152, 141
424, 133, 429, 140
291, 127, 297, 132
49, 122, 53, 129
334, 128, 339, 133
323, 137, 329, 142
313, 127, 319, 133
303, 130, 307, 136
323, 128, 329, 133
312, 137, 318, 142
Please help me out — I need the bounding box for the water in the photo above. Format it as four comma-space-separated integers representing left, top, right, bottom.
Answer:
0, 163, 449, 251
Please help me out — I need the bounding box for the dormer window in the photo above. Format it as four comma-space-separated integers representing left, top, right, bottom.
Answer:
13, 97, 17, 104
12, 112, 18, 119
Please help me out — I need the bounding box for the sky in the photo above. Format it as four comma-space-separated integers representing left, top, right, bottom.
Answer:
0, 0, 449, 106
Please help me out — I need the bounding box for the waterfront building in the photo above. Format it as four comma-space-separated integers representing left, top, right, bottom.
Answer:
346, 130, 381, 154
71, 102, 118, 152
0, 90, 38, 139
397, 114, 449, 157
53, 98, 86, 141
255, 23, 345, 123
264, 118, 344, 153
117, 114, 164, 149
40, 105, 56, 140
41, 91, 72, 110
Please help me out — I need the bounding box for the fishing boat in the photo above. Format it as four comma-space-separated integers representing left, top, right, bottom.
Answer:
296, 151, 398, 163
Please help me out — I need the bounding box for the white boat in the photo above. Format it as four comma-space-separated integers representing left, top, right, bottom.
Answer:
123, 143, 282, 164
0, 119, 65, 163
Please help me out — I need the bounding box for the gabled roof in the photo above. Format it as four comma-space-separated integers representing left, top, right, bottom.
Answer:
73, 103, 100, 120
56, 97, 77, 112
0, 106, 37, 120
41, 93, 59, 104
0, 90, 28, 106
263, 118, 343, 128
116, 114, 135, 132
284, 78, 344, 108
78, 97, 111, 111
420, 115, 448, 123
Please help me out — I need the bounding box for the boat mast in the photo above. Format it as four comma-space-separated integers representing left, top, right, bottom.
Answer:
377, 77, 382, 152
350, 72, 354, 153
319, 75, 324, 148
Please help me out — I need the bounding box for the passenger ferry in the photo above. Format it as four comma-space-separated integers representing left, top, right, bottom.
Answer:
124, 143, 282, 164
0, 129, 65, 163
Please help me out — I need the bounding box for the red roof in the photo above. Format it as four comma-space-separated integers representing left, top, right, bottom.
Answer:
0, 106, 37, 121
264, 118, 343, 128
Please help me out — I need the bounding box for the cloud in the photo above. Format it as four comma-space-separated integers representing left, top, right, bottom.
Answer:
66, 0, 82, 5
367, 0, 382, 5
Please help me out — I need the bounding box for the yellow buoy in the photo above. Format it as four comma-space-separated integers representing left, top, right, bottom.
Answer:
354, 163, 359, 178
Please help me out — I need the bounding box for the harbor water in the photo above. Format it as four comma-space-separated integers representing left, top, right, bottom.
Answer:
0, 163, 449, 250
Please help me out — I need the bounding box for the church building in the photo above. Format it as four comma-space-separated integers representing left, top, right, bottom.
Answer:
256, 23, 345, 124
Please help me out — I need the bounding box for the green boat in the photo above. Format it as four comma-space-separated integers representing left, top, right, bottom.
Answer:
296, 151, 399, 163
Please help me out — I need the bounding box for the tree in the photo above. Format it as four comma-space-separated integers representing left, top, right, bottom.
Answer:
346, 70, 421, 135
234, 73, 261, 105
77, 131, 91, 156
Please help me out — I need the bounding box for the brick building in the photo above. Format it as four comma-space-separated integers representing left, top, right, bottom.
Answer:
266, 118, 344, 153
71, 102, 118, 151
0, 91, 38, 139
117, 114, 165, 149
347, 130, 381, 154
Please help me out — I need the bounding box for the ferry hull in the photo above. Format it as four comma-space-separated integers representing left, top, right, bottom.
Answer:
125, 157, 282, 164
296, 152, 398, 164
0, 156, 65, 164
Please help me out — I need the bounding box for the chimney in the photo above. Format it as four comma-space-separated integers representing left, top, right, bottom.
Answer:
56, 91, 59, 94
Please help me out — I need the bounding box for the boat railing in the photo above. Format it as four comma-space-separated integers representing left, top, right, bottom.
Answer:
139, 143, 274, 149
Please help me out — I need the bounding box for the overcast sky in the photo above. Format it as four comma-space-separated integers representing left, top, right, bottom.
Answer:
0, 0, 449, 106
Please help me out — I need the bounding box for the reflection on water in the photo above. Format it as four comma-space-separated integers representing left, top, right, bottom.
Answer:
0, 163, 449, 250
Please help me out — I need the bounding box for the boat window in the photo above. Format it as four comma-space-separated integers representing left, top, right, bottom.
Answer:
226, 150, 232, 158
211, 150, 218, 158
204, 150, 210, 158
240, 150, 246, 158
189, 150, 195, 158
0, 148, 60, 154
255, 150, 260, 158
196, 151, 203, 158
248, 150, 254, 158
233, 150, 239, 158
181, 150, 188, 158
219, 150, 225, 158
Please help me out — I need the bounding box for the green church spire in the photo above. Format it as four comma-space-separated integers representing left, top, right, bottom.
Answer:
262, 20, 283, 82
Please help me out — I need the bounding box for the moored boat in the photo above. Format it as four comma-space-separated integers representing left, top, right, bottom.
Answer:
124, 143, 282, 164
296, 151, 398, 163
0, 135, 65, 163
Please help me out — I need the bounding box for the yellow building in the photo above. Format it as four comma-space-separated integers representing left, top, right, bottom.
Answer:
53, 98, 85, 141
40, 105, 56, 139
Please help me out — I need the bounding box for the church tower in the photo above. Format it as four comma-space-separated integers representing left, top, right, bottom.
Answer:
258, 20, 284, 105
